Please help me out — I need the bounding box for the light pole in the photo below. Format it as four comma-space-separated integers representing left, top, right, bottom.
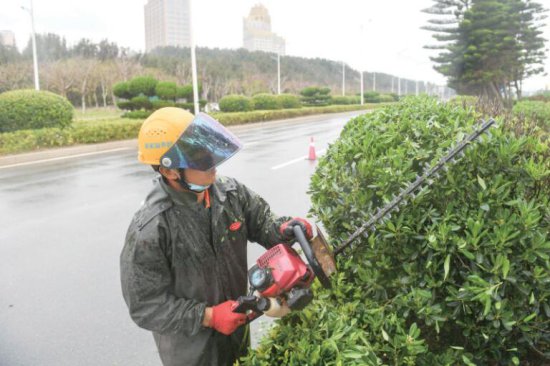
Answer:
188, 0, 200, 114
22, 0, 40, 90
372, 72, 376, 92
342, 61, 345, 96
360, 71, 364, 105
277, 52, 281, 95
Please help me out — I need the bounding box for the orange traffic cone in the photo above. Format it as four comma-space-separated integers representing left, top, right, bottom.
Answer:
308, 137, 317, 161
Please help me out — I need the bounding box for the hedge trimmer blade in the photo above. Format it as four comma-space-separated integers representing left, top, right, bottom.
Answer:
332, 118, 496, 257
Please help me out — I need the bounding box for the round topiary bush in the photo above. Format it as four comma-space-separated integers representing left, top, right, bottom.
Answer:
252, 93, 281, 110
219, 95, 254, 112
243, 96, 549, 365
0, 89, 74, 133
128, 76, 158, 97
277, 94, 301, 109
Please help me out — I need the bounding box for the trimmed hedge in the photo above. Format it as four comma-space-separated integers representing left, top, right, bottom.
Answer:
242, 97, 550, 365
0, 119, 142, 154
219, 95, 254, 112
212, 104, 383, 126
0, 105, 385, 155
252, 93, 281, 110
0, 90, 74, 133
277, 94, 301, 109
513, 101, 550, 132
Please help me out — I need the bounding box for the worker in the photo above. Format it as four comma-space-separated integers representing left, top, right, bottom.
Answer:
120, 107, 313, 366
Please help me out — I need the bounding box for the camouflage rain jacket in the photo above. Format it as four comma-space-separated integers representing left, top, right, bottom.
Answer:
120, 176, 290, 366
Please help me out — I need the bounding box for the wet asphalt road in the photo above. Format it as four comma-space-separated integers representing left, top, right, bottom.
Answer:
0, 111, 365, 366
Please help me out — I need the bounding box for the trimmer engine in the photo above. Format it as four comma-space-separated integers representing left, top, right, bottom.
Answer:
232, 225, 334, 321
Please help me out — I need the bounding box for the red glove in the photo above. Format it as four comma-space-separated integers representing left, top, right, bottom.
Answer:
209, 300, 247, 335
280, 218, 313, 241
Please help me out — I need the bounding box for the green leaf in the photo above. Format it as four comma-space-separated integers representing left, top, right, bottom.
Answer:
502, 257, 510, 279
477, 175, 487, 190
381, 328, 390, 342
444, 254, 451, 280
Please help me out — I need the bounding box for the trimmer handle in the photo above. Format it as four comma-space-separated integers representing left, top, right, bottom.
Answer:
232, 296, 263, 323
293, 225, 332, 288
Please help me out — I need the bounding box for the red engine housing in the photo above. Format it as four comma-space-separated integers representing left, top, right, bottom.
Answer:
255, 244, 314, 298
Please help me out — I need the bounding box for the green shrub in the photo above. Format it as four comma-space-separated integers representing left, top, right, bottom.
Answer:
116, 100, 135, 111
113, 82, 132, 99
0, 89, 74, 133
243, 97, 549, 365
277, 94, 301, 109
378, 94, 397, 103
130, 95, 152, 110
155, 81, 177, 100
363, 91, 380, 103
219, 95, 254, 112
300, 86, 331, 106
122, 110, 152, 119
128, 76, 158, 97
252, 93, 281, 110
176, 85, 193, 100
151, 100, 175, 110
513, 101, 550, 132
0, 119, 142, 154
332, 96, 360, 105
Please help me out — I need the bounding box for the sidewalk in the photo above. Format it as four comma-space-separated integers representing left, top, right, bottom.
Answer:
0, 110, 366, 168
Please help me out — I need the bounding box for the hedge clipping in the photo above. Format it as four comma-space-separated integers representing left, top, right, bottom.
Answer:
243, 97, 549, 365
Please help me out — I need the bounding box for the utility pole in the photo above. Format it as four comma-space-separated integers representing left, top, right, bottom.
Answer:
342, 61, 345, 96
416, 80, 419, 96
22, 0, 40, 90
277, 52, 281, 95
398, 77, 401, 96
189, 0, 200, 114
360, 71, 364, 105
372, 72, 376, 91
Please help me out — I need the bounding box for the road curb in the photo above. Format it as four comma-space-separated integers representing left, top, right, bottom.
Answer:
0, 110, 368, 168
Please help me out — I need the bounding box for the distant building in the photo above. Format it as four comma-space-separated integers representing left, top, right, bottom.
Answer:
243, 4, 285, 55
0, 30, 16, 47
144, 0, 190, 52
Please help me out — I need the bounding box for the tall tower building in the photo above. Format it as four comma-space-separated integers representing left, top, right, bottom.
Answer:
144, 0, 191, 52
243, 4, 285, 55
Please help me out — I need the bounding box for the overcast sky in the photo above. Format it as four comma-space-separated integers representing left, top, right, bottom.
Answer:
2, 0, 550, 91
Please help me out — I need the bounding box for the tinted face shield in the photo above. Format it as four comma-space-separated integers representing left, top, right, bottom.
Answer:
160, 113, 243, 171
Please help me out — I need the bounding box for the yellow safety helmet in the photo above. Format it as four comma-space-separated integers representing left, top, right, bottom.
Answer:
137, 107, 242, 171
137, 107, 194, 166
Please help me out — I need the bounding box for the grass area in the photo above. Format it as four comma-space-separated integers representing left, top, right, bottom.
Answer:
74, 107, 123, 121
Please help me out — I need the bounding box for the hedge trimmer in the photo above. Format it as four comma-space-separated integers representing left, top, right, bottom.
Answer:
233, 119, 496, 321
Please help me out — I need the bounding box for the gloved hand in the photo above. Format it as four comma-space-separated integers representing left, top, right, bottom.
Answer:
279, 218, 313, 241
209, 300, 247, 335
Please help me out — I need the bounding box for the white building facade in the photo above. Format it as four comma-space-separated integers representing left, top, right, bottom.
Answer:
243, 4, 285, 55
144, 0, 191, 52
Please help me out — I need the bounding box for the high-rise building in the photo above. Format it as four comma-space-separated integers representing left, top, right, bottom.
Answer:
144, 0, 191, 52
0, 30, 16, 48
243, 4, 285, 55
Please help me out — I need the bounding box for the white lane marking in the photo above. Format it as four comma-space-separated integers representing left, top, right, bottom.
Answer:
0, 147, 133, 170
271, 149, 326, 170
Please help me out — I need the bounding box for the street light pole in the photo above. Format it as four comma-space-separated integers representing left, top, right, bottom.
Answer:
22, 0, 40, 91
188, 0, 200, 114
372, 72, 376, 92
360, 71, 364, 105
342, 61, 345, 96
277, 52, 281, 95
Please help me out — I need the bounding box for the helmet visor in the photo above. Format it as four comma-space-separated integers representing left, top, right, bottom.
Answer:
160, 113, 243, 171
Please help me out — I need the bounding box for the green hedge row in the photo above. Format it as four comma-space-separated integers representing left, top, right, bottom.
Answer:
0, 120, 142, 154
212, 104, 384, 126
0, 105, 383, 155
